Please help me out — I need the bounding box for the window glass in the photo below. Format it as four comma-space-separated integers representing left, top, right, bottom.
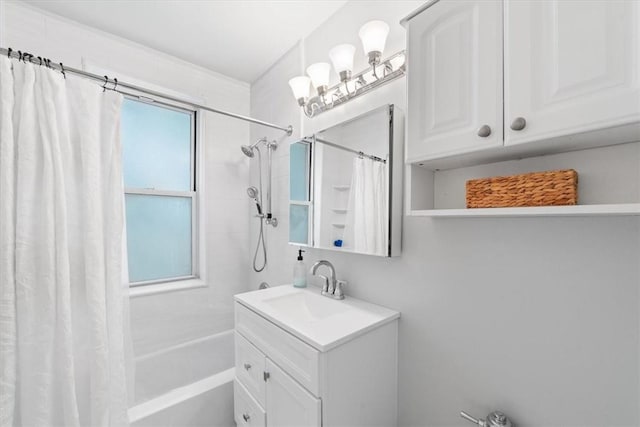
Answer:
125, 195, 192, 282
290, 142, 310, 201
122, 99, 192, 191
121, 98, 196, 285
289, 204, 309, 245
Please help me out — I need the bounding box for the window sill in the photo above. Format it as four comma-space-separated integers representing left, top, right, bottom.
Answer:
129, 278, 207, 298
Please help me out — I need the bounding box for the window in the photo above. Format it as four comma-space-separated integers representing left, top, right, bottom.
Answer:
121, 98, 197, 285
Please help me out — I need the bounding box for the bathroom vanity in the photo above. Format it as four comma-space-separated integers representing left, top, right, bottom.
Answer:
233, 286, 400, 427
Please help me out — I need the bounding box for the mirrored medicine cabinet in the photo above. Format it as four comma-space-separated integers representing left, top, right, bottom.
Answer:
289, 104, 403, 257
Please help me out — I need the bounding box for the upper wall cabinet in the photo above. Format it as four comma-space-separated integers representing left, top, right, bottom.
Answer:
505, 0, 640, 146
406, 0, 503, 163
403, 0, 640, 167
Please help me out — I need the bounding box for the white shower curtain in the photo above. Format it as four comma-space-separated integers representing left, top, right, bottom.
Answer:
0, 57, 130, 426
343, 157, 388, 256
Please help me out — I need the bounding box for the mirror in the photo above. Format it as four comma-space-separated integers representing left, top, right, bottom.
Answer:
289, 104, 403, 257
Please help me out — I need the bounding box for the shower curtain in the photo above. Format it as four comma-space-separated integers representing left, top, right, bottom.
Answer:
343, 157, 388, 256
0, 57, 130, 426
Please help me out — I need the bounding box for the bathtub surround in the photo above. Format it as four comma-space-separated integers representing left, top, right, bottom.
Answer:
0, 57, 129, 426
250, 1, 640, 426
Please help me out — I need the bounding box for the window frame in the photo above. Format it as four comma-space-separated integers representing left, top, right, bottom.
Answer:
122, 96, 199, 287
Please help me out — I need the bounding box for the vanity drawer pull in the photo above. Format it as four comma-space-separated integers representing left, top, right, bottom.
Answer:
244, 363, 251, 371
243, 413, 251, 422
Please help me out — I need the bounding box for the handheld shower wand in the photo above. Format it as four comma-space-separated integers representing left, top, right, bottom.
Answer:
247, 186, 263, 216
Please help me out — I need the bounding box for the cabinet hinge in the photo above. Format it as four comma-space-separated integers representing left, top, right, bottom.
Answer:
263, 371, 270, 382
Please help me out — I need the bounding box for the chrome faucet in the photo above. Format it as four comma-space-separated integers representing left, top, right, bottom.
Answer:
310, 260, 345, 300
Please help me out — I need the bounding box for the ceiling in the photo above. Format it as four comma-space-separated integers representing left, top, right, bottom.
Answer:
20, 0, 347, 83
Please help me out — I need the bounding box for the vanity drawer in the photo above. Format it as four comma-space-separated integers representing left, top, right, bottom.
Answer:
235, 331, 266, 407
234, 379, 266, 427
235, 303, 320, 396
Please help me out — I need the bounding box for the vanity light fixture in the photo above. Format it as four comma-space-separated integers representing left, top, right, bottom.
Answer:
288, 20, 406, 118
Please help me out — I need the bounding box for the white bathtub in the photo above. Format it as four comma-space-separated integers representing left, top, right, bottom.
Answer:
129, 330, 235, 427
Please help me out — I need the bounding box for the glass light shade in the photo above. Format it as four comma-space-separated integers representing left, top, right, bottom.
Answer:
329, 44, 356, 74
288, 76, 311, 100
306, 62, 331, 89
359, 20, 390, 55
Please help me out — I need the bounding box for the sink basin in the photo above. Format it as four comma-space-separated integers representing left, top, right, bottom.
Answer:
262, 291, 350, 323
235, 285, 400, 351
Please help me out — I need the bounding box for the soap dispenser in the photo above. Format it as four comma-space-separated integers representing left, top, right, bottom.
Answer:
293, 249, 307, 288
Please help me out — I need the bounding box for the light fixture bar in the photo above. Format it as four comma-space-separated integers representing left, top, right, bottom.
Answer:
301, 50, 406, 117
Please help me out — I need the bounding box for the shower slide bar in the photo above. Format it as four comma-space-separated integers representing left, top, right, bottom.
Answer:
303, 135, 387, 163
1, 47, 293, 135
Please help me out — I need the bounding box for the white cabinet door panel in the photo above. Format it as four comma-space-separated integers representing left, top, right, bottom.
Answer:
406, 0, 503, 162
505, 0, 640, 145
265, 359, 321, 427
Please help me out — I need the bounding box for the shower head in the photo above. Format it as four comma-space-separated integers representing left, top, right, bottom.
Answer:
247, 186, 259, 199
241, 137, 268, 158
241, 145, 255, 158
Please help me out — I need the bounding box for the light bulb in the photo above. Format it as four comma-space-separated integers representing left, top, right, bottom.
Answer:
306, 62, 331, 95
359, 20, 389, 65
288, 76, 311, 105
329, 44, 356, 82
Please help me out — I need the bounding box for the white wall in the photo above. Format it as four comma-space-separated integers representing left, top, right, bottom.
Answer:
1, 0, 253, 395
250, 1, 640, 426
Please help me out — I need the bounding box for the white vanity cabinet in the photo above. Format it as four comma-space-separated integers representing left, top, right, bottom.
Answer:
233, 286, 400, 427
404, 0, 640, 164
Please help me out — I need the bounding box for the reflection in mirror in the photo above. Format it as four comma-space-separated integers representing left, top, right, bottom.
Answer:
289, 141, 312, 245
289, 104, 403, 257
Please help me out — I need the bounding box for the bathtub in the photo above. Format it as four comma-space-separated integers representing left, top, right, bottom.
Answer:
128, 330, 235, 427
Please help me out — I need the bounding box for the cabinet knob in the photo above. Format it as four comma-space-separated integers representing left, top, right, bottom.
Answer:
242, 413, 251, 422
477, 125, 492, 138
243, 363, 251, 371
510, 117, 527, 131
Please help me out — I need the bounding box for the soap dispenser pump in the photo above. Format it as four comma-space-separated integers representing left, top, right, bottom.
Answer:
293, 249, 307, 288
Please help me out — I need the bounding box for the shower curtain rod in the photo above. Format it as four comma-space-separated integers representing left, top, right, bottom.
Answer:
1, 47, 293, 135
304, 135, 386, 163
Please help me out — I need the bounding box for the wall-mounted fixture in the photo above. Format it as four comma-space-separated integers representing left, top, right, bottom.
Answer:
288, 20, 406, 118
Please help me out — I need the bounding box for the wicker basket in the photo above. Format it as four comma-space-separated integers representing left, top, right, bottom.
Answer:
466, 169, 578, 208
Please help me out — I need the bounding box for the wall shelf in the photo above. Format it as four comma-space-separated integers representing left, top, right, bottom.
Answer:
406, 142, 640, 219
409, 203, 640, 218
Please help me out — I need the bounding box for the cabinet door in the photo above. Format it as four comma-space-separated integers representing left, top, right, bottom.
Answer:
406, 0, 503, 162
505, 0, 640, 145
265, 359, 321, 427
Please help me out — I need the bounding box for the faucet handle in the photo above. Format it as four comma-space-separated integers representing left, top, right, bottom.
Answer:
317, 275, 330, 294
333, 280, 347, 300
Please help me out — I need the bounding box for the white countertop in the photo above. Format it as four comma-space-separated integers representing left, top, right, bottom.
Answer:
234, 285, 400, 351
